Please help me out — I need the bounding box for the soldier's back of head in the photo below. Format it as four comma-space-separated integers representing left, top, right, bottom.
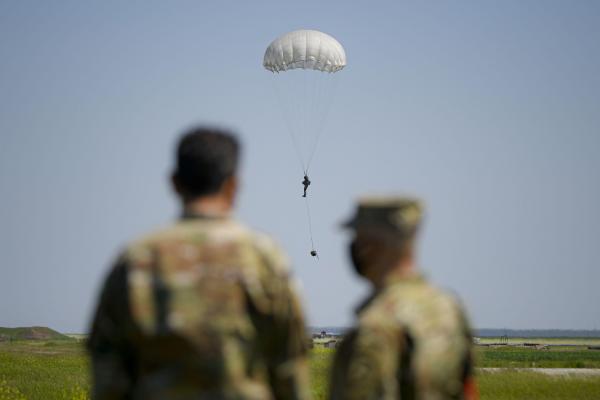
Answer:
88, 127, 310, 400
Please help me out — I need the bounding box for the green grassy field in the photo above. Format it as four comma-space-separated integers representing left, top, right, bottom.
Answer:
0, 341, 88, 400
477, 370, 600, 400
1, 341, 600, 399
476, 345, 600, 368
477, 337, 600, 346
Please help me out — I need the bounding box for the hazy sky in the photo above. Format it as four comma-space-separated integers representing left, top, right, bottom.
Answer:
1, 1, 599, 333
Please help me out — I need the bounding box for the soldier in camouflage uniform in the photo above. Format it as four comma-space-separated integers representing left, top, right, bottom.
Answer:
88, 127, 311, 400
329, 197, 477, 400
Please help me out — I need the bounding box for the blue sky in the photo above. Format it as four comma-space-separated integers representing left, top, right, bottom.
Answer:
1, 1, 599, 332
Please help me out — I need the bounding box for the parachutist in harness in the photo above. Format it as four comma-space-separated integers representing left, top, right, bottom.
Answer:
302, 175, 311, 197
265, 30, 346, 261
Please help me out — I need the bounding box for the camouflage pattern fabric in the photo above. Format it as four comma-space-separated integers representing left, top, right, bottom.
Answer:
329, 273, 474, 400
88, 214, 311, 400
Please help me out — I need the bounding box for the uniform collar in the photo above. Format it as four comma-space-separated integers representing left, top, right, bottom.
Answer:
381, 269, 425, 288
180, 209, 231, 220
354, 270, 426, 315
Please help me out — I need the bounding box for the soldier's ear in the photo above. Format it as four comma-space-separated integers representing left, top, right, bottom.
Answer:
171, 173, 183, 196
223, 174, 238, 196
218, 175, 237, 207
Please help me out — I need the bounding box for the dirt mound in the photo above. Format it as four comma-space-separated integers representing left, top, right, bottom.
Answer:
0, 326, 72, 341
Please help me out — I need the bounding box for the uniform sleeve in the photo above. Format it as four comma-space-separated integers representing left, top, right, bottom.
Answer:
250, 240, 311, 400
457, 304, 479, 400
329, 322, 401, 400
87, 257, 138, 400
268, 279, 311, 400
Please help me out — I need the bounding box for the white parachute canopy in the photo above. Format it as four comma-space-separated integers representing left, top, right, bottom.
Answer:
263, 30, 346, 73
263, 29, 346, 175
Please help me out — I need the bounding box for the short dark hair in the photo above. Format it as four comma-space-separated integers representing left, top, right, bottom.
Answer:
173, 127, 240, 197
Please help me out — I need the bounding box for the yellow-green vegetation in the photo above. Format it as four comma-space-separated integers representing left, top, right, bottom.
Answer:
1, 340, 600, 399
478, 337, 600, 346
312, 338, 339, 345
476, 345, 600, 368
63, 334, 87, 342
0, 341, 88, 400
308, 348, 600, 400
478, 370, 600, 400
310, 347, 334, 399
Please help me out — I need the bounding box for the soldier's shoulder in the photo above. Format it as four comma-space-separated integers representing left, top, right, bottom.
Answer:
119, 223, 174, 263
247, 229, 285, 257
122, 222, 188, 253
364, 277, 466, 322
245, 228, 291, 276
418, 282, 469, 317
393, 276, 463, 306
120, 220, 289, 272
121, 219, 244, 258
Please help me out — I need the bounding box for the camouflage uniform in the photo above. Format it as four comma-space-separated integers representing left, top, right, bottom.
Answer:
88, 213, 311, 400
329, 198, 475, 400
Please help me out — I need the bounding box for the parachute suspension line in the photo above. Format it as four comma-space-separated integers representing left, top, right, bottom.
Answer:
304, 196, 316, 254
304, 71, 321, 175
305, 73, 339, 174
302, 70, 315, 174
270, 70, 340, 177
270, 77, 307, 173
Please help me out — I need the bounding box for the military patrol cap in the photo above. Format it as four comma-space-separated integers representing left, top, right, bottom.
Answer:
342, 196, 424, 236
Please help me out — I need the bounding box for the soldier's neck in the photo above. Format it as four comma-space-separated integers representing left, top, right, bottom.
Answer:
183, 195, 233, 218
372, 258, 416, 289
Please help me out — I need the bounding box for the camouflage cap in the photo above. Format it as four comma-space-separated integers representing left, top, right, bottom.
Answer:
342, 196, 424, 236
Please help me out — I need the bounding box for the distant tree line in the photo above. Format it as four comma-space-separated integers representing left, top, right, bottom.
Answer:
476, 329, 600, 338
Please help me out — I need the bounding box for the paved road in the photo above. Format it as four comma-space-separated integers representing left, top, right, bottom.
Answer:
479, 368, 600, 376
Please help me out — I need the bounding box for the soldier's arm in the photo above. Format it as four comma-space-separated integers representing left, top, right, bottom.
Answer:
463, 342, 478, 400
329, 322, 401, 400
87, 257, 137, 400
267, 274, 311, 400
252, 239, 311, 400
458, 303, 479, 400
